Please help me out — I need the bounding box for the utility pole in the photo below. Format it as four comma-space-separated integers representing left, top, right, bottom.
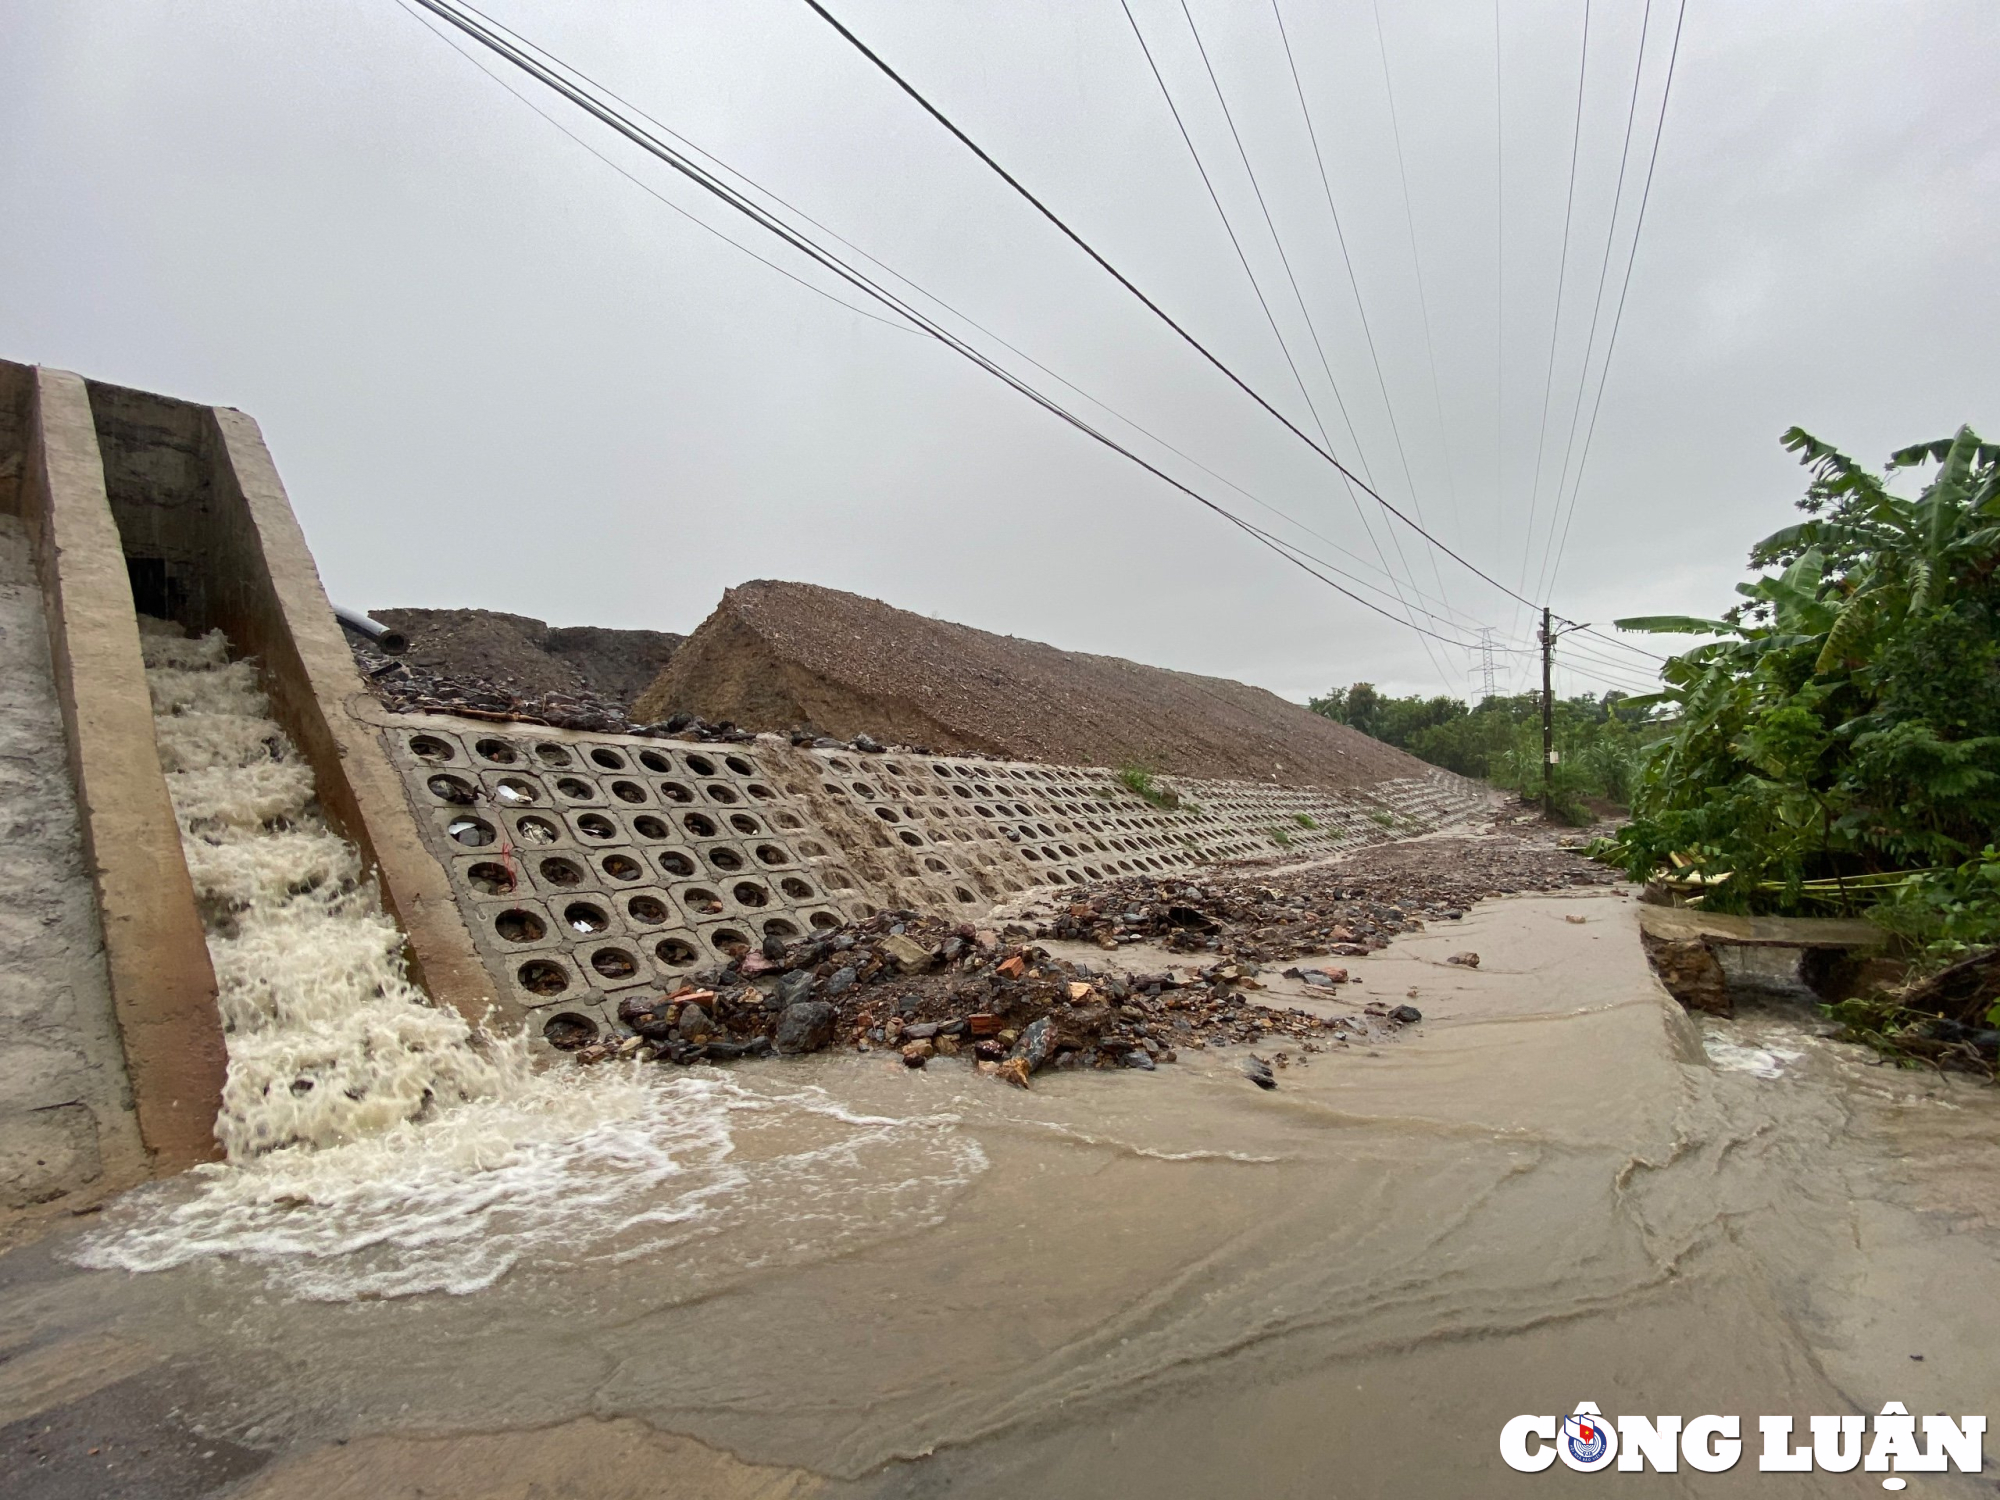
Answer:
1540, 607, 1554, 818
1538, 611, 1587, 820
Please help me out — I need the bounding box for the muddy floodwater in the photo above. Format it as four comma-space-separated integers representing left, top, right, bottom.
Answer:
4, 889, 1995, 1497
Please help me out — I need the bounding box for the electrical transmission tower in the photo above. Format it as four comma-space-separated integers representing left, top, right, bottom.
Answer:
1473, 628, 1501, 700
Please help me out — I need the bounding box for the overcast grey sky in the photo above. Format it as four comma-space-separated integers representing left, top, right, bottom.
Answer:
4, 0, 1996, 701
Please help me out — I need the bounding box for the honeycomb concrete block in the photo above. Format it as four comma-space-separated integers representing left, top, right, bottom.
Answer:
372, 707, 1488, 1031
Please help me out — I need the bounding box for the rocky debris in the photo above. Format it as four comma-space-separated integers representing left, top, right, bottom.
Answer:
347, 633, 940, 756
1029, 837, 1615, 963
542, 1012, 599, 1051
564, 906, 1417, 1080
561, 827, 1606, 1081
1244, 1056, 1277, 1090
774, 1000, 837, 1055
1446, 952, 1480, 969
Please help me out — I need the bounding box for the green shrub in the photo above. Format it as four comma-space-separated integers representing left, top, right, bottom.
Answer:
1116, 764, 1182, 811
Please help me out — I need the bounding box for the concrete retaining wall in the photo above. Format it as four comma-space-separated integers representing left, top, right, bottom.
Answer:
365, 703, 1490, 1040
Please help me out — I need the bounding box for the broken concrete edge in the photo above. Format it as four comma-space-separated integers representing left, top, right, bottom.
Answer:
200, 407, 498, 1032
1636, 903, 1884, 950
18, 365, 226, 1172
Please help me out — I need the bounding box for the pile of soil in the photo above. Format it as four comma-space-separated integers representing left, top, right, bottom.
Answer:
634, 581, 1436, 791
371, 608, 683, 708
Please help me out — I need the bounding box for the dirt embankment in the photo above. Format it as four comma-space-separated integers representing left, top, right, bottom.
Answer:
371, 608, 682, 708
635, 581, 1436, 791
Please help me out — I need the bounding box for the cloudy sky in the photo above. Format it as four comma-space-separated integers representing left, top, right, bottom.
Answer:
5, 0, 1995, 701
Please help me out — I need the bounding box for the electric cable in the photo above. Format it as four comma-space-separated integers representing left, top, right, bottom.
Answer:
1140, 0, 1456, 675
1517, 0, 1592, 612
411, 0, 1518, 653
401, 0, 1507, 654
798, 0, 1542, 612
1367, 0, 1463, 541
1533, 0, 1656, 600
1540, 0, 1687, 596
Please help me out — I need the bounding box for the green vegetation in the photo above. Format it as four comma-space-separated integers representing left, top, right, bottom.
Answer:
1294, 812, 1317, 830
1116, 763, 1183, 811
1600, 426, 2000, 1062
1268, 826, 1293, 849
1311, 683, 1653, 825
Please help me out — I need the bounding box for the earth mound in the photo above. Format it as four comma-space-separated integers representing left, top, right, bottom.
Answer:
633, 581, 1433, 790
371, 608, 683, 708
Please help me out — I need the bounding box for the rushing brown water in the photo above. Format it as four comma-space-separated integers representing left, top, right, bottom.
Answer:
10, 886, 1996, 1497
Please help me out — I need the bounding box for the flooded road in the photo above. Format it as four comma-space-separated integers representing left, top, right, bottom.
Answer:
3, 887, 1994, 1497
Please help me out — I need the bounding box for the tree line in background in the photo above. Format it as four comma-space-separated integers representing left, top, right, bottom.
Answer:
1308, 682, 1652, 825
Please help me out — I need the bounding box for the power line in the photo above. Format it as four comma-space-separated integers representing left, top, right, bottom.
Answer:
1176, 0, 1462, 648
1542, 0, 1688, 596
1533, 0, 1656, 601
391, 0, 918, 338
413, 0, 1517, 654
1115, 0, 1460, 679
1367, 0, 1463, 544
797, 0, 1541, 613
1151, 0, 1456, 678
1176, 0, 1371, 473
1575, 624, 1668, 662
400, 0, 1506, 655
1517, 0, 1592, 612
1268, 0, 1429, 561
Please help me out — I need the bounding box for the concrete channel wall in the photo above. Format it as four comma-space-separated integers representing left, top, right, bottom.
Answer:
84, 382, 494, 1025
0, 357, 501, 1212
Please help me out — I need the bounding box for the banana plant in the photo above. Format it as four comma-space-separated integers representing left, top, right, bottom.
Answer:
1601, 426, 2000, 918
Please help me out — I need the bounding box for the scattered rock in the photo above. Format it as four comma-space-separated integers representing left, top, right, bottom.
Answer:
543, 1012, 600, 1051
879, 934, 933, 972
1244, 1056, 1277, 1090
1446, 952, 1480, 968
1013, 1016, 1057, 1074
775, 1000, 837, 1054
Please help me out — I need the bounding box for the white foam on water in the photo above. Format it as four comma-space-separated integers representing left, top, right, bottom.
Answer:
1703, 1032, 1806, 1080
75, 625, 987, 1300
135, 621, 527, 1160
77, 1069, 985, 1301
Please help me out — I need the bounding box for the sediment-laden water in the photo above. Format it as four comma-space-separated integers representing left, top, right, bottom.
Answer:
40, 682, 1999, 1497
